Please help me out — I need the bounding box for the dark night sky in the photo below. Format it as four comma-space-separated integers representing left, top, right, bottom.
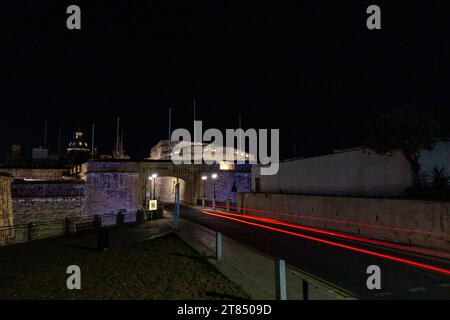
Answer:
1, 1, 450, 160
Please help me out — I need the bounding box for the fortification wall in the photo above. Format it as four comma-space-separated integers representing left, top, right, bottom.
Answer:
11, 181, 86, 224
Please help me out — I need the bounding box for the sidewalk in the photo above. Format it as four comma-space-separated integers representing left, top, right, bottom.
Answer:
171, 215, 352, 300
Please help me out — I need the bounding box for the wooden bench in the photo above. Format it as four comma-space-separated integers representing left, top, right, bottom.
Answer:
75, 220, 99, 233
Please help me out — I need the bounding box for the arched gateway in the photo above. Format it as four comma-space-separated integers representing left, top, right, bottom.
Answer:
79, 160, 221, 214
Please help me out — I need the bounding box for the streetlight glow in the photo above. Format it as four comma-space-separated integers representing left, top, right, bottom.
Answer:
202, 175, 207, 180
212, 173, 218, 179
152, 173, 158, 179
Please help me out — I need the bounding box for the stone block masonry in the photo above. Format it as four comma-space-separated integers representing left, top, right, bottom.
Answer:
0, 175, 15, 228
203, 171, 252, 203
0, 161, 254, 227
11, 181, 86, 225
83, 172, 141, 215
0, 168, 67, 180
239, 192, 450, 251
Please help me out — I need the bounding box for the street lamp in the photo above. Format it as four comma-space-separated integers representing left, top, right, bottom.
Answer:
201, 175, 207, 199
211, 173, 218, 201
152, 173, 158, 200
147, 176, 153, 206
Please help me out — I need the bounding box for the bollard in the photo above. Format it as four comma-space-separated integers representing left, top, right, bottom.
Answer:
212, 200, 216, 209
202, 199, 205, 207
65, 217, 71, 234
275, 259, 287, 300
97, 227, 109, 251
27, 223, 33, 242
116, 213, 124, 226
136, 211, 144, 222
175, 183, 180, 229
302, 279, 309, 300
94, 214, 101, 229
216, 232, 222, 260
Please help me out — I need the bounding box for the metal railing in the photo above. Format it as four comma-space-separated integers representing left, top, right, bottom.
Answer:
0, 210, 161, 247
175, 217, 355, 300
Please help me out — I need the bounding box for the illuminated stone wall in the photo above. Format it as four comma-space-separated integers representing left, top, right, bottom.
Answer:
83, 171, 141, 215
0, 168, 67, 180
0, 175, 14, 228
3, 161, 253, 226
202, 171, 252, 203
11, 181, 86, 224
153, 177, 188, 203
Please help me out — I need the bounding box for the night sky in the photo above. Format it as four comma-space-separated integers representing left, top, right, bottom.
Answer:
1, 1, 450, 161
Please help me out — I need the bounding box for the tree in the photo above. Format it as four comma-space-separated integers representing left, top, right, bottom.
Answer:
427, 164, 450, 188
366, 107, 441, 186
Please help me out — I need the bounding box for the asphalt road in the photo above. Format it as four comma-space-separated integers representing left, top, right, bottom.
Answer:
169, 204, 450, 300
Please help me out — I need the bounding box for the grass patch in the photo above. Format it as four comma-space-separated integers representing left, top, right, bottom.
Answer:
0, 234, 249, 300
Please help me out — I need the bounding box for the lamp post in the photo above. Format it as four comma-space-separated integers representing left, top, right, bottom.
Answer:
212, 173, 218, 204
202, 175, 207, 198
201, 175, 207, 207
147, 176, 152, 208
152, 173, 158, 200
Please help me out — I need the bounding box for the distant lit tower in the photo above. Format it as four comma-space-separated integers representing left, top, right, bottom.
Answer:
67, 128, 90, 163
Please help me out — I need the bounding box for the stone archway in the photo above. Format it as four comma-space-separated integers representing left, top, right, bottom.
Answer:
138, 161, 207, 206
153, 176, 190, 204
81, 160, 217, 212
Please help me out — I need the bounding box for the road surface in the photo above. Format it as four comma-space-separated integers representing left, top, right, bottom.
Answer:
168, 204, 450, 300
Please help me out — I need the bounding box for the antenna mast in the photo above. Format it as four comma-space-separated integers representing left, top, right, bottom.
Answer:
91, 123, 95, 159
168, 107, 172, 140
44, 120, 48, 149
57, 127, 61, 154
116, 117, 120, 157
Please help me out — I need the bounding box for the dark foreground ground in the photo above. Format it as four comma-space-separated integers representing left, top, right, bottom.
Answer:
0, 223, 249, 300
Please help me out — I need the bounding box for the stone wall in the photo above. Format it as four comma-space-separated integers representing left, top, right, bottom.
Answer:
1, 161, 254, 226
238, 192, 450, 251
203, 172, 252, 203
11, 181, 86, 224
83, 172, 141, 215
0, 168, 67, 180
12, 181, 85, 197
0, 175, 14, 228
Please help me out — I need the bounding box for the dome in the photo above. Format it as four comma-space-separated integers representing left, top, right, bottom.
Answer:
67, 128, 90, 153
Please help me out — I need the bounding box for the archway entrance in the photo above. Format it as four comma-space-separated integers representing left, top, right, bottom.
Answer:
153, 176, 190, 204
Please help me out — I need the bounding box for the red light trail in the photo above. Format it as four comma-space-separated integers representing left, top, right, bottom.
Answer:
202, 210, 450, 276
212, 209, 450, 260
213, 204, 447, 238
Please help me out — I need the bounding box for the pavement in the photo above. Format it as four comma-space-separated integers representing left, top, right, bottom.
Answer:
167, 204, 450, 300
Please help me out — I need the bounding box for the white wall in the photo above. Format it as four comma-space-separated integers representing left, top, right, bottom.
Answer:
254, 148, 415, 197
